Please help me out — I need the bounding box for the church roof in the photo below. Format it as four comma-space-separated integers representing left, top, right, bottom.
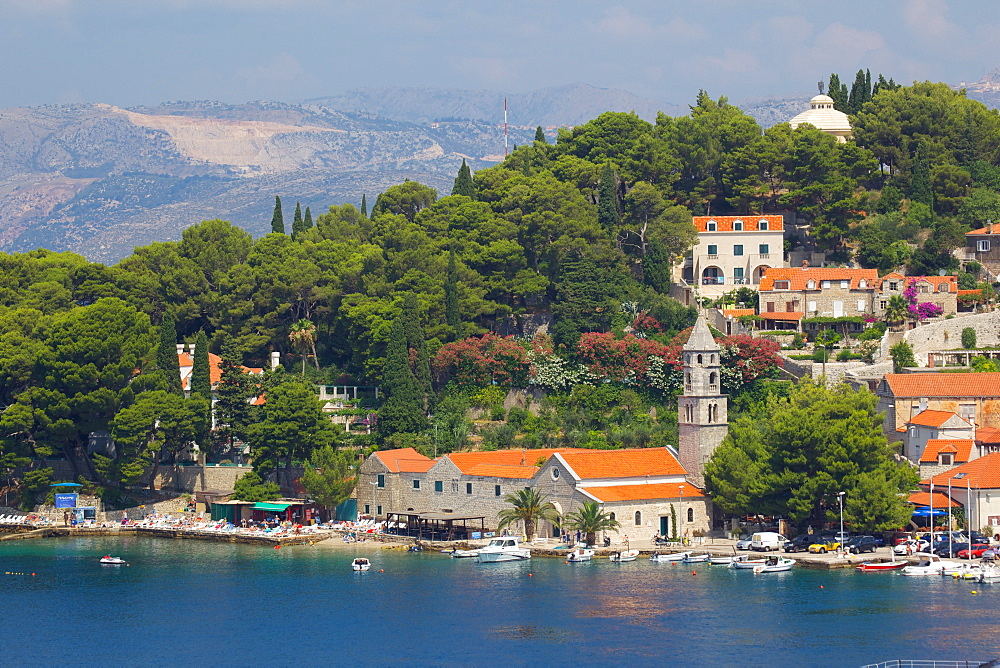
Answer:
684, 316, 718, 351
789, 95, 852, 133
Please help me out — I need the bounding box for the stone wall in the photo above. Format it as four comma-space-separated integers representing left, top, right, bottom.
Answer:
903, 311, 1000, 366
152, 464, 256, 493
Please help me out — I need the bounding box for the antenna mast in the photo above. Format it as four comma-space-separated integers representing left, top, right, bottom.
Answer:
504, 97, 508, 157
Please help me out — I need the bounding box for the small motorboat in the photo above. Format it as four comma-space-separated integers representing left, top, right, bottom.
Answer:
753, 557, 795, 573
946, 563, 982, 580
682, 553, 711, 563
709, 555, 736, 565
729, 555, 768, 569
856, 560, 906, 572
567, 548, 595, 562
100, 555, 126, 565
477, 537, 531, 563
979, 563, 1000, 583
650, 551, 689, 563
901, 553, 962, 576
408, 544, 424, 552
352, 558, 371, 571
449, 549, 480, 559
609, 549, 639, 563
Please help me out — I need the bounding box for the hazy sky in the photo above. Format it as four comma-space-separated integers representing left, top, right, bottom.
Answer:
2, 0, 998, 109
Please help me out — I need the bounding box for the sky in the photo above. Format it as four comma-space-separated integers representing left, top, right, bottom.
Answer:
2, 0, 999, 109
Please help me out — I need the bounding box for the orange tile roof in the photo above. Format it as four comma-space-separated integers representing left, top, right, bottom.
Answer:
884, 372, 1000, 398
582, 482, 704, 502
923, 452, 1000, 489
920, 439, 974, 464
558, 448, 687, 479
906, 409, 966, 428
693, 215, 783, 232
759, 267, 878, 291
758, 311, 804, 321
178, 352, 263, 390
907, 491, 960, 507
959, 289, 983, 296
879, 274, 957, 293
722, 308, 755, 318
446, 449, 586, 475
978, 426, 1000, 444
464, 464, 542, 479
373, 448, 436, 473
967, 226, 1000, 235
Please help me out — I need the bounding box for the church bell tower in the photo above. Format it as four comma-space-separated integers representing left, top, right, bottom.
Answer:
678, 316, 729, 488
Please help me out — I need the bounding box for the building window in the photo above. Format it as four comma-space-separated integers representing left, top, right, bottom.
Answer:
697, 354, 703, 365
939, 283, 949, 292
466, 483, 473, 495
734, 244, 744, 256
880, 301, 887, 310
552, 467, 560, 480
413, 479, 420, 489
960, 404, 976, 421
807, 280, 815, 289
376, 505, 382, 516
979, 239, 991, 252
364, 504, 370, 514
434, 480, 443, 492
707, 221, 717, 231
495, 485, 501, 497
733, 221, 743, 231
841, 280, 849, 288
687, 507, 694, 523
452, 479, 460, 492
758, 244, 769, 254
859, 279, 867, 289
774, 280, 789, 289
377, 474, 385, 488
889, 281, 898, 291
766, 302, 775, 312
939, 453, 954, 466
807, 301, 817, 312
734, 267, 744, 281
821, 280, 831, 289
759, 220, 769, 230
857, 300, 866, 312
609, 512, 616, 522
707, 244, 718, 255
635, 511, 642, 526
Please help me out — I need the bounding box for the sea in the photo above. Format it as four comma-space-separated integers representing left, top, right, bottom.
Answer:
3, 536, 999, 667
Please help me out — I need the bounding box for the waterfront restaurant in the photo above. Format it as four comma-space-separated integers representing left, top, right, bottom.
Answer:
384, 511, 487, 541
250, 500, 319, 524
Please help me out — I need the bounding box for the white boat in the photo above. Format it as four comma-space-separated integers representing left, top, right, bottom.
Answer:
609, 549, 640, 562
567, 548, 595, 562
476, 537, 531, 563
753, 557, 795, 573
978, 563, 1000, 583
99, 555, 125, 565
951, 564, 982, 580
730, 555, 768, 569
650, 551, 689, 563
900, 553, 962, 576
682, 553, 711, 563
352, 558, 371, 571
709, 555, 736, 565
449, 549, 480, 559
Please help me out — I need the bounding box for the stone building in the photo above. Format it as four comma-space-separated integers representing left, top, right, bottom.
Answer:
789, 94, 853, 142
680, 215, 787, 300
757, 266, 879, 333
678, 316, 728, 489
356, 447, 435, 518
875, 273, 958, 319
901, 409, 974, 464
918, 438, 976, 479
876, 373, 1000, 436
964, 224, 1000, 280
922, 453, 1000, 530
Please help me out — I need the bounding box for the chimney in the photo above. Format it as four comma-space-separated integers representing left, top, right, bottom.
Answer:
176, 344, 185, 356
188, 344, 195, 356
918, 397, 928, 413
270, 351, 280, 371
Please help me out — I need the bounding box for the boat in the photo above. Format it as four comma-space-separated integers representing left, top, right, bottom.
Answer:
609, 549, 639, 562
856, 560, 907, 572
100, 555, 125, 565
978, 563, 1000, 583
682, 553, 711, 563
650, 551, 689, 563
476, 537, 531, 563
449, 549, 480, 559
900, 553, 962, 576
729, 555, 768, 569
407, 544, 423, 552
709, 555, 736, 565
567, 547, 595, 562
945, 563, 982, 580
352, 558, 371, 571
753, 557, 795, 573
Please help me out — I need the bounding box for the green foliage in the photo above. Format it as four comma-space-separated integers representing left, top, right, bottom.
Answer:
372, 180, 437, 222
564, 500, 621, 546
155, 310, 183, 395
190, 331, 211, 399
889, 341, 917, 372
452, 159, 476, 198
291, 202, 305, 237
971, 356, 999, 372
232, 470, 281, 502
271, 196, 284, 234
301, 445, 358, 514
247, 379, 337, 479
213, 337, 255, 448
962, 327, 978, 349
378, 307, 428, 437
109, 390, 199, 486
598, 163, 620, 229
444, 247, 460, 341
497, 488, 560, 541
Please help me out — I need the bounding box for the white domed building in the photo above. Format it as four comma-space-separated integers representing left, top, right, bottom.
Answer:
789, 94, 852, 142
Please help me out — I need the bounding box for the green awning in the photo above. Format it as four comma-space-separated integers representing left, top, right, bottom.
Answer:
252, 502, 293, 511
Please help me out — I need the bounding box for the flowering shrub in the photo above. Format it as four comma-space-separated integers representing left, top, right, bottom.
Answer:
904, 279, 944, 320
528, 352, 599, 390
631, 311, 664, 337
432, 332, 530, 388
717, 335, 783, 387
576, 332, 680, 384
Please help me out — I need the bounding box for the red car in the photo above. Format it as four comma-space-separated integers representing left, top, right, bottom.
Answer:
957, 542, 991, 559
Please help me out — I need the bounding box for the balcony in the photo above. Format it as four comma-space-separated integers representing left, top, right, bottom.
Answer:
702, 277, 725, 285
732, 277, 749, 285
709, 384, 719, 392
758, 253, 770, 260
706, 254, 719, 260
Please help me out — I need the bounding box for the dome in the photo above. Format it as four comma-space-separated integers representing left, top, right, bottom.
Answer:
789, 95, 852, 141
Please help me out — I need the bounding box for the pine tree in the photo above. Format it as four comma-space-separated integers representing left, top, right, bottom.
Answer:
444, 247, 461, 341
291, 202, 305, 237
190, 330, 211, 400
598, 163, 620, 229
451, 158, 476, 198
303, 206, 313, 230
911, 142, 934, 210
535, 126, 547, 144
156, 310, 183, 395
214, 337, 255, 448
361, 194, 368, 217
271, 196, 284, 234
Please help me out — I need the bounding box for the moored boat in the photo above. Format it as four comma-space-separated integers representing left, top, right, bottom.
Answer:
99, 555, 125, 565
900, 553, 962, 576
978, 563, 1000, 583
682, 553, 711, 563
476, 537, 531, 563
729, 555, 768, 569
753, 557, 795, 573
609, 549, 639, 562
449, 549, 480, 558
856, 560, 906, 572
650, 551, 689, 563
352, 557, 371, 571
567, 547, 595, 562
709, 555, 736, 565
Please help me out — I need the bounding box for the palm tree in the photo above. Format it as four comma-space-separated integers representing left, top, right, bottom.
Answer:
496, 488, 560, 542
288, 319, 319, 374
565, 501, 621, 547
884, 294, 909, 332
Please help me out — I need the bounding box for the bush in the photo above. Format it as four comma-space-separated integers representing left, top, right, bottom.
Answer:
792, 333, 805, 349
858, 322, 887, 341
962, 327, 977, 349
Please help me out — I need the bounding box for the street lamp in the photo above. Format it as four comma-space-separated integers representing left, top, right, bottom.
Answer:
837, 491, 846, 555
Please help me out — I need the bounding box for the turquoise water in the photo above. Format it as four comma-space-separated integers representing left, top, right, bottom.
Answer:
3, 537, 1000, 667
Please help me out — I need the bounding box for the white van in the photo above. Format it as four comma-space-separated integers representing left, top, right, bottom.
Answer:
750, 532, 787, 552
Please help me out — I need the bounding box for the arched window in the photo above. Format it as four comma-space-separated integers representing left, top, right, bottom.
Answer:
807, 280, 815, 289
758, 219, 769, 230
687, 507, 694, 523
707, 221, 717, 231
733, 220, 743, 231
710, 354, 716, 364
697, 354, 703, 365
709, 371, 718, 386
685, 372, 691, 385
634, 511, 642, 526
609, 512, 616, 522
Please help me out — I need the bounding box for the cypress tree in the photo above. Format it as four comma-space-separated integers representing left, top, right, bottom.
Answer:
828, 73, 848, 111
402, 293, 433, 403
291, 202, 305, 236
378, 314, 426, 436
156, 310, 183, 395
848, 69, 867, 114
303, 206, 313, 230
597, 163, 620, 229
444, 247, 461, 341
864, 69, 872, 104
534, 126, 547, 144
190, 330, 211, 400
911, 142, 934, 210
215, 337, 254, 447
361, 194, 368, 217
451, 159, 476, 198
270, 196, 284, 234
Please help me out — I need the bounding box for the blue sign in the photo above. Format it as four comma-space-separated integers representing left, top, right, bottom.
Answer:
471, 532, 482, 540
484, 531, 495, 538
55, 493, 78, 508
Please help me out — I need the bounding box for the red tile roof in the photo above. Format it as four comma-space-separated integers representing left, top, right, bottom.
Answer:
178, 352, 263, 390
446, 449, 586, 476
967, 226, 1000, 235
906, 409, 967, 428
582, 482, 705, 502
722, 308, 755, 318
463, 464, 541, 479
879, 273, 958, 293
884, 372, 1000, 398
693, 215, 783, 232
372, 448, 436, 473
920, 439, 974, 464
758, 267, 878, 291
923, 452, 1000, 489
978, 427, 1000, 444
907, 491, 960, 507
758, 311, 804, 321
558, 448, 687, 480
959, 289, 983, 296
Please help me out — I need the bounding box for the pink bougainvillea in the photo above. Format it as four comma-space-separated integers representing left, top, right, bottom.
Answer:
432, 332, 530, 387
630, 311, 664, 336
904, 279, 944, 320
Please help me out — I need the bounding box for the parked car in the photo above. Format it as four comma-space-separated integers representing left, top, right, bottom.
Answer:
784, 535, 816, 553
750, 532, 788, 552
894, 539, 930, 555
735, 535, 754, 551
832, 531, 852, 543
957, 542, 991, 559
845, 536, 878, 554
809, 538, 841, 554
933, 542, 968, 557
